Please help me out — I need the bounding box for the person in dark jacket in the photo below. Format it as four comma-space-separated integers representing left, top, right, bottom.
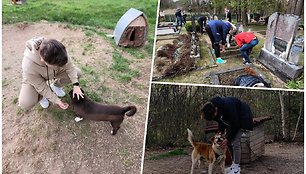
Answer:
197, 16, 207, 35
201, 96, 253, 174
175, 8, 183, 27
205, 20, 237, 63
225, 8, 233, 44
224, 8, 232, 22
182, 9, 187, 25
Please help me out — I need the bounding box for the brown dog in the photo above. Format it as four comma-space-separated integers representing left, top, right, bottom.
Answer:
69, 89, 137, 135
187, 129, 226, 174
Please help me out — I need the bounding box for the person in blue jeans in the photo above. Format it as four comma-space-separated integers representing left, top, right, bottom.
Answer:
201, 96, 254, 174
234, 32, 259, 64
175, 8, 183, 27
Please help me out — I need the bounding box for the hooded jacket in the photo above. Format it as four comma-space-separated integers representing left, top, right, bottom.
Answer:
210, 96, 253, 141
207, 20, 232, 45
234, 32, 257, 48
22, 37, 78, 104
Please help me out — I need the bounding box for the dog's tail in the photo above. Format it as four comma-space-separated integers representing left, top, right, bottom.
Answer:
187, 128, 196, 147
123, 106, 137, 117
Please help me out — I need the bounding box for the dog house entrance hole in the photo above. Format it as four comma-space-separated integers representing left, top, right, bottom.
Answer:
130, 29, 136, 41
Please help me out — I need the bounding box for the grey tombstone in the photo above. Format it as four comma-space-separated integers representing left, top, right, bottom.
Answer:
258, 12, 303, 81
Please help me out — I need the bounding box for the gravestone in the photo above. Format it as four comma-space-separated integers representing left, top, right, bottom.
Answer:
190, 16, 200, 59
258, 12, 303, 81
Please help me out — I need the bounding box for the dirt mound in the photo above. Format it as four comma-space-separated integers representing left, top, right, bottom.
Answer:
155, 34, 195, 77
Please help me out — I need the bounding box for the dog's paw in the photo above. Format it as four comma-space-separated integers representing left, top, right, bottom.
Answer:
74, 117, 83, 122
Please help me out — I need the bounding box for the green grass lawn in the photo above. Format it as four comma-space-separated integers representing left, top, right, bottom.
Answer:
244, 25, 267, 32
2, 0, 158, 54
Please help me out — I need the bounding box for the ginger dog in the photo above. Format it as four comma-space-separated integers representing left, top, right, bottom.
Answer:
187, 129, 226, 174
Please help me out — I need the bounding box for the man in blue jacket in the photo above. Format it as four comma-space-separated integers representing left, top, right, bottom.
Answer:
205, 20, 237, 63
201, 96, 253, 174
175, 8, 183, 27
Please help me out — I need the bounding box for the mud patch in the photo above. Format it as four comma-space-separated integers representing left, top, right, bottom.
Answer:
218, 69, 246, 85
154, 34, 195, 78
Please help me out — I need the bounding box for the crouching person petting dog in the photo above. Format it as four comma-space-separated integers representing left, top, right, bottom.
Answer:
19, 37, 83, 110
201, 96, 253, 174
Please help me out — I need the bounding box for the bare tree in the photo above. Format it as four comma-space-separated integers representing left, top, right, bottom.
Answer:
279, 91, 287, 140
292, 102, 302, 141
295, 0, 304, 17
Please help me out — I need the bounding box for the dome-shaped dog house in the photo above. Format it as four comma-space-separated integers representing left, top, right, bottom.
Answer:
114, 8, 149, 47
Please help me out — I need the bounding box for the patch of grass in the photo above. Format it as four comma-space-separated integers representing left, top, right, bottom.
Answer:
80, 64, 99, 81
85, 30, 94, 37
16, 107, 29, 115
4, 66, 11, 71
65, 23, 74, 29
3, 0, 157, 29
2, 79, 9, 88
111, 52, 131, 72
16, 107, 23, 115
81, 63, 95, 75
82, 43, 94, 55
133, 82, 145, 89
148, 148, 188, 160
122, 158, 133, 167
286, 73, 304, 89
120, 148, 127, 155
130, 94, 143, 104
244, 25, 267, 32
98, 85, 108, 92
111, 51, 141, 82
86, 91, 102, 102
12, 97, 18, 104
253, 34, 265, 57
46, 95, 75, 121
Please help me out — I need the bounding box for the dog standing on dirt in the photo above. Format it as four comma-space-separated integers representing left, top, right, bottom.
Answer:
187, 129, 226, 174
69, 89, 137, 135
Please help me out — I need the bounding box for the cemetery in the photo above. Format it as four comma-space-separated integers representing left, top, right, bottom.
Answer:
153, 5, 304, 89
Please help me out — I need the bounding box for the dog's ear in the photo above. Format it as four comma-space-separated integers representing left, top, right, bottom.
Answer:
210, 136, 215, 143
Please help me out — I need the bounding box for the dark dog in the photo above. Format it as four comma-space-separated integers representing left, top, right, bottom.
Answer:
69, 89, 137, 135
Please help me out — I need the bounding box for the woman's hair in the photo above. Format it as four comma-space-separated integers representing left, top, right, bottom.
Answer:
39, 39, 68, 67
200, 101, 216, 121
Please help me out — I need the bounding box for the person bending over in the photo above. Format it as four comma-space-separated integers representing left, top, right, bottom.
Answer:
201, 96, 253, 174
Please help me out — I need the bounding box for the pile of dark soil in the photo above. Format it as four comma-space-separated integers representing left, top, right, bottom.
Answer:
155, 34, 195, 77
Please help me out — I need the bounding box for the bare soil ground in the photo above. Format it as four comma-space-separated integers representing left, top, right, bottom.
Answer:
143, 142, 304, 174
2, 22, 151, 174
